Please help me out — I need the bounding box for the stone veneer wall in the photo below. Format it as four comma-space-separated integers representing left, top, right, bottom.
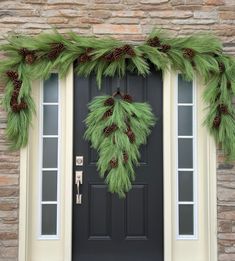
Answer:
0, 0, 235, 260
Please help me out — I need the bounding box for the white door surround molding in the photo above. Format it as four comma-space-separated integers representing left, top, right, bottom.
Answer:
19, 67, 217, 261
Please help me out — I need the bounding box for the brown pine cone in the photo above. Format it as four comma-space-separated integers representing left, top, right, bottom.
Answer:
147, 36, 161, 47
218, 104, 229, 114
110, 158, 118, 168
19, 48, 29, 57
11, 103, 20, 113
183, 48, 195, 60
113, 47, 124, 60
102, 108, 113, 120
6, 71, 18, 80
19, 101, 28, 110
159, 44, 171, 53
125, 128, 135, 143
103, 124, 118, 137
213, 116, 221, 128
12, 89, 19, 99
10, 96, 17, 106
122, 44, 135, 57
25, 53, 36, 64
13, 80, 22, 90
104, 97, 114, 106
103, 52, 114, 62
218, 62, 225, 73
48, 43, 65, 60
79, 53, 92, 63
122, 94, 133, 103
123, 152, 128, 163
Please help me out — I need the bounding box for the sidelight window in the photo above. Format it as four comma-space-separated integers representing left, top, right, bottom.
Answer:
39, 73, 60, 238
176, 74, 197, 239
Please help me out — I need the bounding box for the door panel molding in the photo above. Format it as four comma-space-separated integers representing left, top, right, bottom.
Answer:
19, 66, 217, 261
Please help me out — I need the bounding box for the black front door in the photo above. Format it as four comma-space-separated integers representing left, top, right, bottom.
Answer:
73, 69, 163, 261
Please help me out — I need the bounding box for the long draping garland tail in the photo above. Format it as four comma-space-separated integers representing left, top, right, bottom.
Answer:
0, 29, 235, 160
84, 94, 156, 197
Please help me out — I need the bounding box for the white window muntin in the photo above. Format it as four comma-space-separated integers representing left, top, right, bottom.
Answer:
176, 74, 198, 240
38, 73, 61, 240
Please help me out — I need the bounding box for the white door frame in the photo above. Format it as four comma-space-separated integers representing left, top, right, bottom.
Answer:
18, 66, 217, 261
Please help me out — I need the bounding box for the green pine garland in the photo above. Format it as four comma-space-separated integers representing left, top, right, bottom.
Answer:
84, 94, 156, 197
0, 28, 235, 160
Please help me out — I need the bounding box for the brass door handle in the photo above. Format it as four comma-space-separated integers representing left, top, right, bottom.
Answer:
75, 171, 83, 204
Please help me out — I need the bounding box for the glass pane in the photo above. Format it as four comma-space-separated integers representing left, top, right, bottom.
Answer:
178, 106, 192, 136
43, 138, 58, 168
178, 138, 193, 168
41, 204, 57, 235
43, 73, 58, 103
42, 171, 57, 201
43, 105, 58, 135
178, 171, 193, 201
179, 204, 194, 235
178, 75, 192, 104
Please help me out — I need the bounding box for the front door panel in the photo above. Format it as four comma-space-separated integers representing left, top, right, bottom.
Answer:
73, 69, 163, 261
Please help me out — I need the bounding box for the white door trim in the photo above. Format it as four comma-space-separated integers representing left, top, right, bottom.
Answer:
19, 67, 217, 261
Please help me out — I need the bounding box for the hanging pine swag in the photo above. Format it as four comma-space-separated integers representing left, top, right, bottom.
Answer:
84, 93, 156, 197
0, 29, 235, 160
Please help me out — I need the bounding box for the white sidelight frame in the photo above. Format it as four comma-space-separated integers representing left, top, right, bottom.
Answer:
19, 66, 217, 261
175, 75, 198, 240
38, 74, 61, 240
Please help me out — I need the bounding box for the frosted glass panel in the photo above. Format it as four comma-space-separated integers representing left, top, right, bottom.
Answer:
43, 73, 58, 103
178, 75, 192, 104
178, 138, 193, 168
43, 105, 58, 135
43, 138, 58, 168
179, 205, 194, 235
41, 204, 57, 235
42, 171, 57, 201
178, 106, 192, 136
178, 171, 193, 201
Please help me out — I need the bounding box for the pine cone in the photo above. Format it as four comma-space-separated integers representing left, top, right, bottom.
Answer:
227, 81, 231, 90
103, 124, 118, 137
12, 89, 19, 99
218, 62, 225, 73
102, 108, 113, 119
123, 152, 128, 163
19, 101, 28, 110
122, 44, 135, 57
113, 47, 124, 60
183, 48, 195, 60
103, 52, 114, 62
122, 94, 133, 103
147, 36, 161, 47
19, 48, 29, 57
104, 97, 114, 106
213, 116, 221, 128
79, 53, 92, 63
110, 158, 118, 168
218, 104, 229, 114
25, 53, 36, 64
10, 96, 17, 106
6, 70, 18, 80
125, 128, 135, 143
13, 80, 22, 90
48, 43, 65, 60
159, 44, 171, 53
11, 103, 20, 113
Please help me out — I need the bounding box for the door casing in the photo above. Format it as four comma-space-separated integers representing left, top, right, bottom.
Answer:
18, 66, 217, 261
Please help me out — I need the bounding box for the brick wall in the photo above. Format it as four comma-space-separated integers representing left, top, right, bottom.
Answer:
0, 0, 235, 260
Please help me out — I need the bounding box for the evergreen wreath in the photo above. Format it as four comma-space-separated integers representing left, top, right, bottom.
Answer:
84, 93, 156, 197
0, 28, 235, 160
